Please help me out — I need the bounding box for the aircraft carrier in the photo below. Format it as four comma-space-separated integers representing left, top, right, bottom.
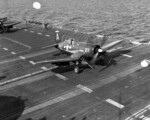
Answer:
0, 21, 150, 120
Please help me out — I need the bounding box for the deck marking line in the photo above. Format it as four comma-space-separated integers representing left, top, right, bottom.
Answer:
0, 37, 31, 49
11, 52, 16, 55
125, 104, 150, 120
30, 31, 34, 33
37, 32, 42, 35
22, 64, 143, 115
3, 48, 8, 51
0, 71, 54, 91
116, 46, 123, 49
121, 54, 133, 58
19, 56, 26, 60
77, 84, 93, 93
31, 70, 43, 75
22, 88, 86, 115
24, 29, 28, 31
41, 66, 49, 71
45, 34, 50, 37
139, 115, 144, 119
106, 99, 124, 109
55, 74, 68, 81
134, 109, 147, 118
29, 61, 36, 65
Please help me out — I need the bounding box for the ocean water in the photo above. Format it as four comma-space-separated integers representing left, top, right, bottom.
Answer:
1, 0, 150, 40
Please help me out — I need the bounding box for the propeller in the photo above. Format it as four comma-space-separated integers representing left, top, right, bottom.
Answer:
81, 57, 94, 69
91, 35, 108, 64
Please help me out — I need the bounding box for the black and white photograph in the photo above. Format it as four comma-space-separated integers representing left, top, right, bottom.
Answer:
0, 0, 150, 120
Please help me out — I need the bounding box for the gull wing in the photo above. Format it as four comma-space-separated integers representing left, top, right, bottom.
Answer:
101, 40, 123, 51
36, 57, 78, 64
36, 52, 84, 64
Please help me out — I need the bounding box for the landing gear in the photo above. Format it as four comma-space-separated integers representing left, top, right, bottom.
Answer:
74, 66, 80, 73
74, 61, 81, 74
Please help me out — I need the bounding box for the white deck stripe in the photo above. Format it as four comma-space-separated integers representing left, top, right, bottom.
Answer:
11, 52, 16, 55
19, 56, 26, 60
139, 115, 144, 119
0, 70, 54, 89
106, 99, 124, 109
0, 37, 31, 49
37, 33, 42, 35
122, 54, 133, 58
41, 66, 49, 71
30, 31, 34, 33
22, 88, 86, 115
55, 74, 68, 81
3, 48, 8, 51
77, 84, 93, 93
29, 61, 36, 65
24, 29, 28, 31
45, 35, 50, 37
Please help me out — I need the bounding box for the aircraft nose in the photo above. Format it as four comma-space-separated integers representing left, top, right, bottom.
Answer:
59, 43, 63, 49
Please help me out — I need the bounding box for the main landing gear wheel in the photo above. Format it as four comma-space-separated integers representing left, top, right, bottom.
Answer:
74, 66, 80, 73
74, 61, 81, 73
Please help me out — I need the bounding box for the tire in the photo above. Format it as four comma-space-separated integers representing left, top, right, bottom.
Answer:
74, 66, 80, 73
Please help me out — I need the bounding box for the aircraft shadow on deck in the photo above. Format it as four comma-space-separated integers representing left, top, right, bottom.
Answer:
51, 64, 90, 74
0, 95, 25, 120
99, 49, 132, 72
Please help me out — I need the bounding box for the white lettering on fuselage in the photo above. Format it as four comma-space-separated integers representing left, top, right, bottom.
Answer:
64, 44, 72, 50
85, 48, 90, 52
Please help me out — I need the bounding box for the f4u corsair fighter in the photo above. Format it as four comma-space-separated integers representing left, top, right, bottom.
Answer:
36, 31, 123, 73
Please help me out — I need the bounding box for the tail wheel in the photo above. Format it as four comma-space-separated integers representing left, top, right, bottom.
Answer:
74, 66, 80, 73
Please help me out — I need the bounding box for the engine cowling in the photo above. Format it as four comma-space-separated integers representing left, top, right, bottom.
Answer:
93, 45, 100, 54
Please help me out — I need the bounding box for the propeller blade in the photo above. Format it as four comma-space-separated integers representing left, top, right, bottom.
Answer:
35, 60, 50, 64
82, 57, 94, 69
91, 52, 99, 64
86, 61, 94, 69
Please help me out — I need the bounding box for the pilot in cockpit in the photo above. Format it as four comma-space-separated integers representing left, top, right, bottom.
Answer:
68, 38, 75, 46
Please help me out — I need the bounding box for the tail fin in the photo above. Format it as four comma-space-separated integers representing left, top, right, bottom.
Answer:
55, 30, 61, 43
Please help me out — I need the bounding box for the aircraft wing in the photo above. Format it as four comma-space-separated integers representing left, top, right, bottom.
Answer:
36, 57, 79, 64
102, 40, 123, 51
3, 22, 21, 27
36, 52, 84, 64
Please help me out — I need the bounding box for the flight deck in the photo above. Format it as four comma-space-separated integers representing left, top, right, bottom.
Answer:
0, 22, 150, 120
